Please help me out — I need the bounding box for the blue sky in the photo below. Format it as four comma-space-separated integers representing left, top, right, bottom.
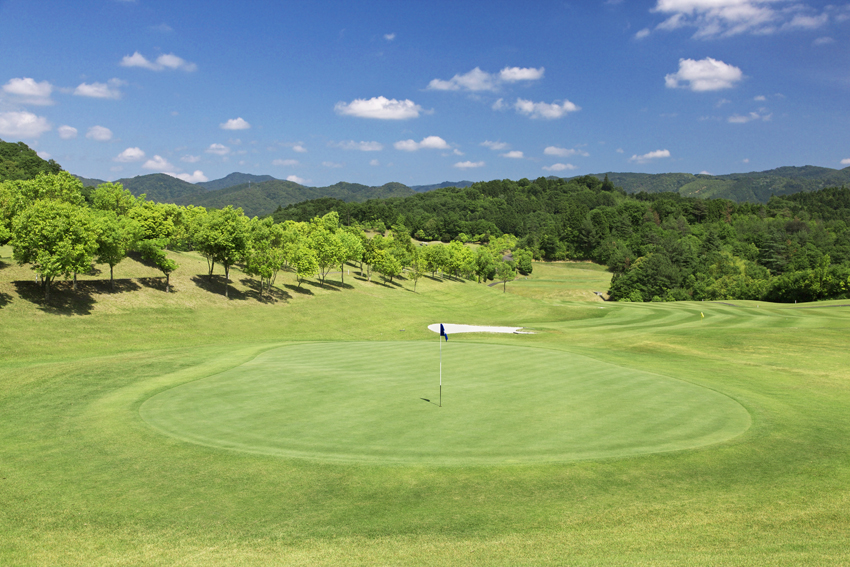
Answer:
1, 0, 848, 187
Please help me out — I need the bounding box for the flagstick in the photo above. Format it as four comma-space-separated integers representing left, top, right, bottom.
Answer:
439, 333, 442, 407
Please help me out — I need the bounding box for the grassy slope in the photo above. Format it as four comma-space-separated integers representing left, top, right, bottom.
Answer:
1, 248, 849, 566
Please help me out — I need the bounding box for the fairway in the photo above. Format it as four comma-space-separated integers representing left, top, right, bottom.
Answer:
140, 341, 750, 465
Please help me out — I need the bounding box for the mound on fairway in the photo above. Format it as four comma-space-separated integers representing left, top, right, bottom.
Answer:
140, 342, 750, 465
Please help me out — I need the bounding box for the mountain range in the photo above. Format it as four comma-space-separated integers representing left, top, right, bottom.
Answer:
70, 166, 850, 217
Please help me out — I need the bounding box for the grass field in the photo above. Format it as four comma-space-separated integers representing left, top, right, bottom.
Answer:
1, 247, 849, 565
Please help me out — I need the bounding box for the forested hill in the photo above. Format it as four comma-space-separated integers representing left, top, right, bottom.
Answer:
592, 166, 850, 202
72, 173, 413, 216
196, 172, 276, 191
273, 175, 850, 303
173, 179, 415, 217
0, 139, 62, 181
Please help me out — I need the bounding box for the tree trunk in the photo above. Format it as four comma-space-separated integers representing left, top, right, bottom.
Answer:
73, 272, 77, 291
44, 279, 51, 301
224, 264, 230, 298
340, 262, 344, 284
165, 273, 170, 293
110, 265, 115, 291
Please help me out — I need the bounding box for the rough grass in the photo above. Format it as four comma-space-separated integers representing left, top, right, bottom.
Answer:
1, 248, 849, 566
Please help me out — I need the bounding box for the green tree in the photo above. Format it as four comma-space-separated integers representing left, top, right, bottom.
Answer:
291, 244, 319, 288
474, 247, 497, 283
91, 182, 137, 216
513, 248, 533, 276
244, 218, 287, 298
374, 249, 402, 284
95, 211, 139, 290
192, 206, 250, 298
11, 199, 99, 300
137, 238, 178, 293
337, 229, 364, 285
496, 259, 517, 293
409, 247, 425, 292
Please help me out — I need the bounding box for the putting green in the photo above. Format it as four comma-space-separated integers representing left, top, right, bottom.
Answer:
140, 342, 750, 465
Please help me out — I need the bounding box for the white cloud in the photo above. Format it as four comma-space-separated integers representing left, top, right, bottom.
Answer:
287, 175, 307, 184
629, 149, 671, 163
813, 36, 835, 45
665, 58, 743, 92
743, 158, 750, 163
501, 150, 524, 159
452, 148, 464, 156
616, 148, 624, 153
2, 77, 54, 105
74, 79, 125, 99
650, 0, 831, 39
635, 27, 651, 39
322, 161, 343, 168
334, 140, 384, 151
370, 159, 380, 166
499, 66, 545, 82
220, 117, 251, 130
492, 98, 508, 111
181, 155, 201, 163
428, 67, 497, 91
156, 53, 197, 72
428, 66, 544, 92
86, 125, 113, 141
728, 111, 771, 123
514, 98, 580, 119
293, 143, 307, 153
115, 147, 145, 162
384, 33, 396, 41
481, 140, 509, 150
699, 170, 712, 175
716, 98, 732, 107
544, 146, 589, 157
543, 163, 577, 172
334, 96, 422, 119
37, 151, 51, 160
754, 95, 766, 101
120, 51, 159, 70
273, 159, 299, 166
57, 125, 78, 139
840, 158, 850, 165
454, 161, 485, 169
120, 51, 197, 72
783, 13, 828, 30
168, 170, 208, 183
394, 136, 450, 151
142, 155, 175, 172
205, 143, 230, 155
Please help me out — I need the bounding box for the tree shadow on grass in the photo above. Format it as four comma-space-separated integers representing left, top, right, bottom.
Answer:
0, 291, 11, 308
137, 277, 174, 293
189, 275, 249, 300
238, 277, 292, 303
12, 281, 95, 315
283, 283, 314, 296
320, 279, 354, 291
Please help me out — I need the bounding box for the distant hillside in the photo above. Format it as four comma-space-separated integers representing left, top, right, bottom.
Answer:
197, 172, 276, 191
0, 139, 62, 181
410, 180, 474, 193
174, 179, 415, 217
589, 166, 850, 203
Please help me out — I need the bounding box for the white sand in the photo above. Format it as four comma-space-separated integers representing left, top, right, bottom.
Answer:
427, 323, 532, 335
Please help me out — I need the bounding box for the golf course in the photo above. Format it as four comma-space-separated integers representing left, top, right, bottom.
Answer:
1, 250, 848, 565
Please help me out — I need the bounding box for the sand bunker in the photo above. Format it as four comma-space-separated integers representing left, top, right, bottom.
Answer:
427, 323, 532, 335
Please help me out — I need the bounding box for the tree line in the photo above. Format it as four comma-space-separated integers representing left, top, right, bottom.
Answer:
0, 172, 531, 300
273, 175, 850, 303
